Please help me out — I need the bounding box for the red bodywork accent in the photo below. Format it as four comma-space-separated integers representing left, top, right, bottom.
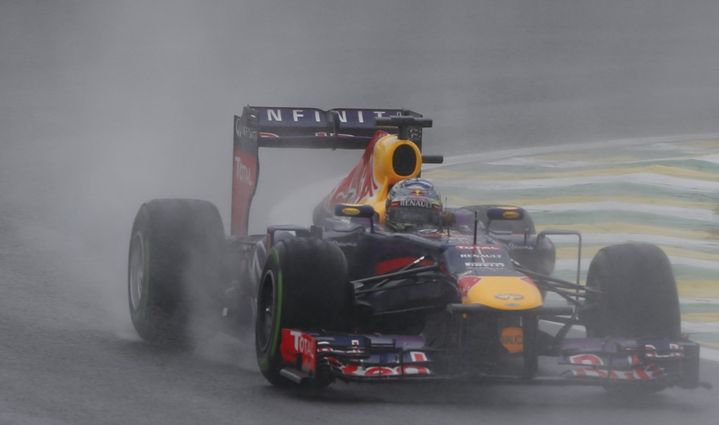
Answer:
337, 364, 431, 377
458, 275, 482, 298
375, 256, 434, 275
231, 148, 259, 236
567, 354, 604, 366
571, 364, 664, 381
280, 329, 317, 373
325, 131, 386, 207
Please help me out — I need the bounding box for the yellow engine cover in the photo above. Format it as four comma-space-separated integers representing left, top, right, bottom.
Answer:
322, 131, 422, 224
369, 134, 422, 222
460, 275, 543, 310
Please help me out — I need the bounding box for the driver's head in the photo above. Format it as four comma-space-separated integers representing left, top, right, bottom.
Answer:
385, 178, 442, 232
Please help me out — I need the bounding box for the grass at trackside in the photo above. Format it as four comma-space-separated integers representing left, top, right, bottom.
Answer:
683, 313, 719, 322
434, 138, 719, 332
677, 280, 719, 299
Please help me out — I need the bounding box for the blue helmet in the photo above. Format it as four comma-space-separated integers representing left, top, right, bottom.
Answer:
385, 178, 443, 232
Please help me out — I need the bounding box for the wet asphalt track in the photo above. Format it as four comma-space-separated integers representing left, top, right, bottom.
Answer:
1, 207, 718, 425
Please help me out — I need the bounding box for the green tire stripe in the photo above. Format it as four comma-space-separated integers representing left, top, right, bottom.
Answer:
270, 249, 283, 357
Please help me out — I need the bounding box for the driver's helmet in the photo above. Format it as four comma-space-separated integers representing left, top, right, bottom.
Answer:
385, 178, 443, 232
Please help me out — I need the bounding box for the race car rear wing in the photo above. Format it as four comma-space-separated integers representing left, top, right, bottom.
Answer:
231, 106, 427, 236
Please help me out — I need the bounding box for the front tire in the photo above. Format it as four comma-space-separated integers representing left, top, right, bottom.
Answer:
583, 243, 681, 394
584, 243, 680, 339
255, 238, 352, 387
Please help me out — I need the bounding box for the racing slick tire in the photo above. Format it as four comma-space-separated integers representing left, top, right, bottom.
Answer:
255, 238, 352, 388
583, 243, 681, 393
128, 199, 225, 347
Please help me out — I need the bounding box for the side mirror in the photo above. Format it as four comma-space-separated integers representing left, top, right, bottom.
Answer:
485, 207, 525, 239
334, 203, 377, 233
486, 207, 525, 221
334, 203, 376, 218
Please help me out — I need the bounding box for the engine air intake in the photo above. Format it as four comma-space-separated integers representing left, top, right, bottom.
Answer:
392, 144, 418, 177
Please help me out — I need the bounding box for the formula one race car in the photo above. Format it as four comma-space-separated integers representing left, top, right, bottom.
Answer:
127, 106, 707, 392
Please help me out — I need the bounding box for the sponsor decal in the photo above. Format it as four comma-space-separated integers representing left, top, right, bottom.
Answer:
643, 343, 683, 359
317, 344, 332, 354
568, 354, 604, 366
338, 364, 431, 377
500, 327, 524, 354
235, 119, 257, 139
263, 108, 317, 123
460, 253, 502, 259
456, 245, 502, 251
563, 353, 642, 369
494, 293, 524, 301
402, 366, 431, 375
398, 198, 433, 208
465, 262, 506, 268
289, 330, 313, 353
258, 108, 403, 125
231, 149, 259, 236
280, 329, 317, 373
235, 118, 242, 138
570, 364, 664, 381
409, 351, 429, 362
458, 245, 510, 268
234, 155, 254, 186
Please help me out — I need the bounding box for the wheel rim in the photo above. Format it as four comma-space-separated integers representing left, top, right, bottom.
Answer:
257, 271, 276, 351
129, 232, 146, 311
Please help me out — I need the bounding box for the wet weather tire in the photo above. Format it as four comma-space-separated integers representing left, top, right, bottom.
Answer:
583, 243, 681, 394
255, 238, 351, 387
584, 243, 680, 339
128, 199, 224, 347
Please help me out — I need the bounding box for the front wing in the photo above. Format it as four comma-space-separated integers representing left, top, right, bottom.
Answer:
278, 328, 705, 388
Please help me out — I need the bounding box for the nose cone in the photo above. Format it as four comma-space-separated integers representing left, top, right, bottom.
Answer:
460, 275, 543, 310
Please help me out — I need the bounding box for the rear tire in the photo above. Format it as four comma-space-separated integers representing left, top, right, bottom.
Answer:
583, 243, 680, 394
255, 238, 352, 387
128, 199, 224, 347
